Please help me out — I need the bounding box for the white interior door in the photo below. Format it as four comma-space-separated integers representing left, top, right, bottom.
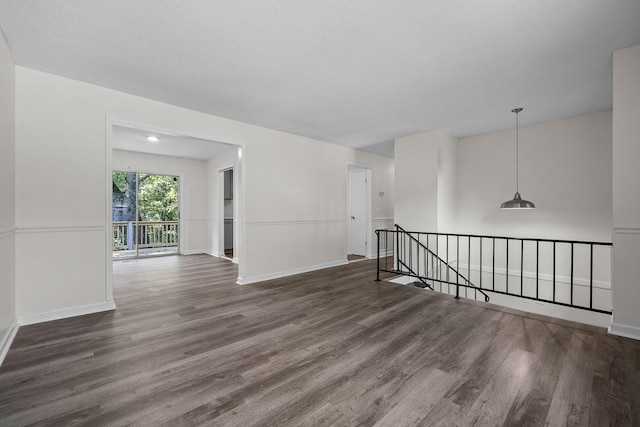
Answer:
350, 170, 367, 256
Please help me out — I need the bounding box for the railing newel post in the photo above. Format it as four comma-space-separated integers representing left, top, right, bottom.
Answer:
375, 230, 381, 282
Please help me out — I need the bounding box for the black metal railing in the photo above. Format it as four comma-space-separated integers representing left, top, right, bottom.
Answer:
375, 225, 613, 314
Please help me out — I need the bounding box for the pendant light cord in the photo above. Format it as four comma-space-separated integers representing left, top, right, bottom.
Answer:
511, 107, 523, 194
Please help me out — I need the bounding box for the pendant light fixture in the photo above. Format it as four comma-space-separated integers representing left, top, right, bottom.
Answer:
500, 108, 535, 209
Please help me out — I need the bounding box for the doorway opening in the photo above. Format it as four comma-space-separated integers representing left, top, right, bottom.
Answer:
112, 171, 180, 259
107, 119, 247, 303
347, 164, 372, 260
218, 167, 235, 261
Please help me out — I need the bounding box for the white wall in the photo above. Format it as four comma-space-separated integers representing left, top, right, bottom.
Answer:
436, 132, 458, 233
217, 141, 395, 280
0, 31, 17, 361
394, 131, 439, 231
14, 66, 395, 318
457, 111, 612, 242
394, 130, 459, 233
242, 134, 352, 282
112, 150, 209, 254
394, 112, 613, 243
394, 112, 614, 327
457, 111, 612, 327
611, 44, 640, 339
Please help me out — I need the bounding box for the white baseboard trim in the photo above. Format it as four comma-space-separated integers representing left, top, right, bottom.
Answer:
203, 250, 226, 258
608, 322, 640, 341
17, 301, 117, 326
180, 249, 207, 255
371, 250, 394, 258
203, 251, 238, 263
0, 318, 19, 367
237, 260, 349, 285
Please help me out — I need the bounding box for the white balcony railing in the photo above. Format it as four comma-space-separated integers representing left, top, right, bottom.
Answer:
113, 221, 178, 251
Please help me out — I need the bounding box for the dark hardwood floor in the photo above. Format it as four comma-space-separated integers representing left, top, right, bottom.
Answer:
1, 255, 639, 426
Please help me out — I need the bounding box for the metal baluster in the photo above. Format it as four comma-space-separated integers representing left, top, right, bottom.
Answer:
492, 237, 495, 291
456, 235, 460, 299
590, 243, 594, 310
520, 239, 524, 297
480, 237, 483, 289
435, 235, 440, 291
384, 231, 388, 272
553, 241, 556, 303
446, 235, 450, 295
506, 239, 509, 294
570, 243, 574, 306
401, 231, 405, 272
425, 235, 430, 283
417, 234, 420, 278
408, 233, 412, 273
468, 236, 471, 299
395, 226, 399, 272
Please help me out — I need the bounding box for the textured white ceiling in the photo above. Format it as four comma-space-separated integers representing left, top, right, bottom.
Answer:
1, 1, 639, 158
112, 125, 236, 161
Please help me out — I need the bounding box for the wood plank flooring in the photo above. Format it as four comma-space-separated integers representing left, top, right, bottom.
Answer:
1, 254, 639, 426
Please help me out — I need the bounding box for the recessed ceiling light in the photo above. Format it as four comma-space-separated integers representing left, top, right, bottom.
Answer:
147, 136, 159, 142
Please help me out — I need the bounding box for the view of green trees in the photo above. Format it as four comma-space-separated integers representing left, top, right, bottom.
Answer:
112, 172, 179, 222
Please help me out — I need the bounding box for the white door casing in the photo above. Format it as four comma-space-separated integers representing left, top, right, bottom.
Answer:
350, 169, 367, 256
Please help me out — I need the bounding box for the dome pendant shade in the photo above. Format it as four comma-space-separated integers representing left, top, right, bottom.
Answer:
500, 107, 535, 209
500, 192, 535, 209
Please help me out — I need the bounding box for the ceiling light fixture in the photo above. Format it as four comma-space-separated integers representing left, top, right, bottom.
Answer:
500, 108, 535, 209
146, 136, 159, 142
